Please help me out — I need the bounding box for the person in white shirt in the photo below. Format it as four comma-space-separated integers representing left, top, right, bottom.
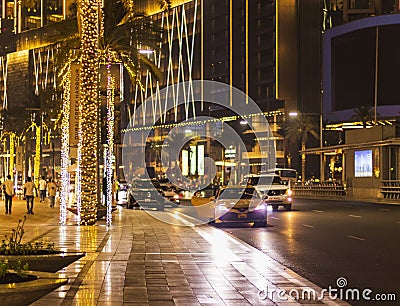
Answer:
23, 177, 36, 214
1, 175, 14, 214
38, 176, 47, 202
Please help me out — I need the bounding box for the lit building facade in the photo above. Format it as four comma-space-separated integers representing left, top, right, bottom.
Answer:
0, 0, 324, 180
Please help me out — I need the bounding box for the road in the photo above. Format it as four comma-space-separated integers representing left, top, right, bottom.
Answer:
220, 199, 400, 304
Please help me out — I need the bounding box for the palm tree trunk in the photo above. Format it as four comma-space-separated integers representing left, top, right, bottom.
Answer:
301, 140, 306, 183
78, 0, 100, 225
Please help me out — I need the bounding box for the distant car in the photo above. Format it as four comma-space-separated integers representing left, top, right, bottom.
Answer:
241, 174, 293, 211
191, 185, 220, 207
160, 184, 181, 205
127, 178, 165, 211
213, 186, 267, 227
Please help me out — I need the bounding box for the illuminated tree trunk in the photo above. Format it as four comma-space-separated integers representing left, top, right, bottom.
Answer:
34, 126, 41, 189
9, 133, 15, 178
301, 139, 306, 183
78, 0, 100, 225
60, 68, 71, 225
105, 55, 115, 226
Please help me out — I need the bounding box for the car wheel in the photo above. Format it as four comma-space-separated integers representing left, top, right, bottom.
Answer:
285, 204, 292, 211
253, 220, 267, 227
272, 205, 279, 211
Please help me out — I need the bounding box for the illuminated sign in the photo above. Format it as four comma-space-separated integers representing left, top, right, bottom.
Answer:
182, 150, 189, 176
190, 145, 196, 175
198, 145, 204, 176
354, 150, 372, 177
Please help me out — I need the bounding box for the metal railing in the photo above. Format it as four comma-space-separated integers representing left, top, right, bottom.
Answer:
380, 180, 400, 199
293, 181, 346, 197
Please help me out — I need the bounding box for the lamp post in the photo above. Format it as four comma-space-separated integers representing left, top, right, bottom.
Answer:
288, 111, 324, 182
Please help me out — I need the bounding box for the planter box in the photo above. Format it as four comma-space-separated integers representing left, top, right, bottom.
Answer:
0, 270, 68, 305
0, 252, 85, 273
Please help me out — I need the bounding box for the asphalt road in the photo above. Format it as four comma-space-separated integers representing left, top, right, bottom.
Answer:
220, 199, 400, 304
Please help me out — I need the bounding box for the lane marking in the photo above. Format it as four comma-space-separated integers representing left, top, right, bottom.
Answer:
379, 208, 390, 211
348, 214, 362, 218
397, 221, 400, 224
270, 216, 279, 220
348, 235, 365, 241
312, 210, 324, 213
303, 224, 314, 228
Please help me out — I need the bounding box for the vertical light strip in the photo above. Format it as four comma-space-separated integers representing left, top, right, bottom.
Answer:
201, 0, 204, 110
106, 60, 115, 226
41, 0, 44, 27
34, 124, 41, 189
13, 0, 17, 33
275, 0, 279, 98
245, 0, 249, 104
9, 133, 14, 178
60, 67, 70, 225
17, 0, 21, 33
229, 0, 233, 106
33, 51, 39, 95
187, 1, 197, 119
44, 49, 50, 89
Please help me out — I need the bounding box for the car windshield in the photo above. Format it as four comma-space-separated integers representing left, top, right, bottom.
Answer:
241, 175, 284, 186
219, 187, 257, 199
132, 179, 160, 189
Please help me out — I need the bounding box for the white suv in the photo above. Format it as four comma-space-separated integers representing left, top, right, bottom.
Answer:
241, 174, 293, 211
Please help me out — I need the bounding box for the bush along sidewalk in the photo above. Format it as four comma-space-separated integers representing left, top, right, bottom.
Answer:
0, 216, 85, 272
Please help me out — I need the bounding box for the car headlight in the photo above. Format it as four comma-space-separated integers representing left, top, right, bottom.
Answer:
255, 203, 267, 211
173, 194, 180, 199
285, 189, 293, 196
217, 204, 229, 211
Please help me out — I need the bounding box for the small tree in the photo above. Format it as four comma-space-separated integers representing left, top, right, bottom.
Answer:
285, 115, 319, 182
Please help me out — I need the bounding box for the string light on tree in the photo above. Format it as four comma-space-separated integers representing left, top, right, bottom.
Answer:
106, 62, 115, 226
60, 67, 71, 226
78, 0, 101, 225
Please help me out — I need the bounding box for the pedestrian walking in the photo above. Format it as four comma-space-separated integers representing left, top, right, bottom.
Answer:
47, 179, 57, 208
1, 175, 14, 214
38, 176, 47, 202
114, 179, 120, 202
23, 177, 36, 214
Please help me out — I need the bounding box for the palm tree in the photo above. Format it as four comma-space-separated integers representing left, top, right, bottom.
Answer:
285, 115, 319, 182
77, 0, 170, 224
351, 105, 375, 128
37, 0, 169, 224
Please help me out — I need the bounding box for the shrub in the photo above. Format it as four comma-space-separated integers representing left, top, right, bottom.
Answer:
0, 216, 58, 255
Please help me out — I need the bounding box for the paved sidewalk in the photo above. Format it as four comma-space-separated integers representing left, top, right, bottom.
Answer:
0, 199, 348, 305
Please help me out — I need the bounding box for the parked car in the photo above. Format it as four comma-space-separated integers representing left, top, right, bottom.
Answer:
160, 184, 181, 205
127, 178, 165, 211
191, 184, 220, 207
213, 186, 267, 227
241, 174, 293, 211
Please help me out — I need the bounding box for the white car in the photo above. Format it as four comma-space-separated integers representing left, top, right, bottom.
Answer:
214, 186, 267, 227
160, 184, 181, 205
241, 174, 293, 211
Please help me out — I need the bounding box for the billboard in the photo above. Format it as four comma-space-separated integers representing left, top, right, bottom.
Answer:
354, 150, 372, 177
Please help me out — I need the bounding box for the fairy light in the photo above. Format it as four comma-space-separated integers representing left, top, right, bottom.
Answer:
78, 0, 100, 225
60, 67, 71, 225
106, 62, 115, 226
34, 124, 41, 189
9, 133, 15, 179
